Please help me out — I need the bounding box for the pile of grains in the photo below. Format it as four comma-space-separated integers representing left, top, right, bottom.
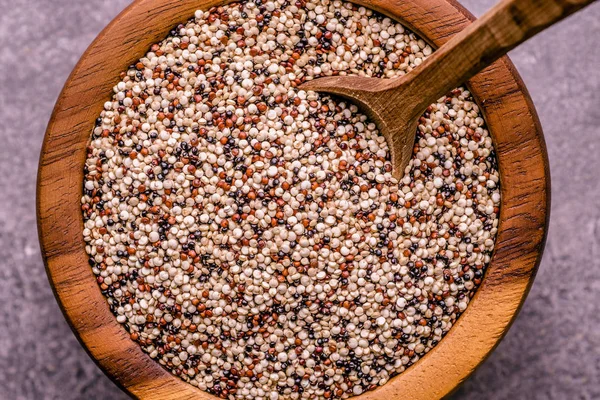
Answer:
82, 0, 501, 399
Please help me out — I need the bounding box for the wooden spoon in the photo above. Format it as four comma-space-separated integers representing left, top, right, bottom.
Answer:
301, 0, 596, 179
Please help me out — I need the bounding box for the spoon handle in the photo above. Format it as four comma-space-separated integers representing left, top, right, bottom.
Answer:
401, 0, 597, 118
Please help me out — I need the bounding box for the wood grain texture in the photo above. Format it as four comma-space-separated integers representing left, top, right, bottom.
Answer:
302, 0, 594, 178
37, 0, 550, 399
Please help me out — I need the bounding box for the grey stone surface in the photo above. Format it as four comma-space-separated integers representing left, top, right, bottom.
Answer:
0, 0, 598, 398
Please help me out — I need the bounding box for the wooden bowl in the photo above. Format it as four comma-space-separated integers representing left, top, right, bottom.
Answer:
37, 0, 550, 398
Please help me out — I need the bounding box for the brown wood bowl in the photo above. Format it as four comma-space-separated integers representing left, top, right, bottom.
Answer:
37, 0, 550, 398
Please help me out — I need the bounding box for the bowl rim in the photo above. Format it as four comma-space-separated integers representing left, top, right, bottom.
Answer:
37, 0, 550, 399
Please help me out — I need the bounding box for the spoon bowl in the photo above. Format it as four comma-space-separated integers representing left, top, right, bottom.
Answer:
301, 75, 419, 180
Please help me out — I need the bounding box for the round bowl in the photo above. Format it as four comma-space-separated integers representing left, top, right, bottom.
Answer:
37, 0, 550, 398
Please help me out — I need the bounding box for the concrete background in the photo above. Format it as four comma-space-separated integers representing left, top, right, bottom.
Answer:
0, 0, 598, 398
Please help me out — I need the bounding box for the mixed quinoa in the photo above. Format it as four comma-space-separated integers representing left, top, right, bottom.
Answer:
82, 0, 500, 398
